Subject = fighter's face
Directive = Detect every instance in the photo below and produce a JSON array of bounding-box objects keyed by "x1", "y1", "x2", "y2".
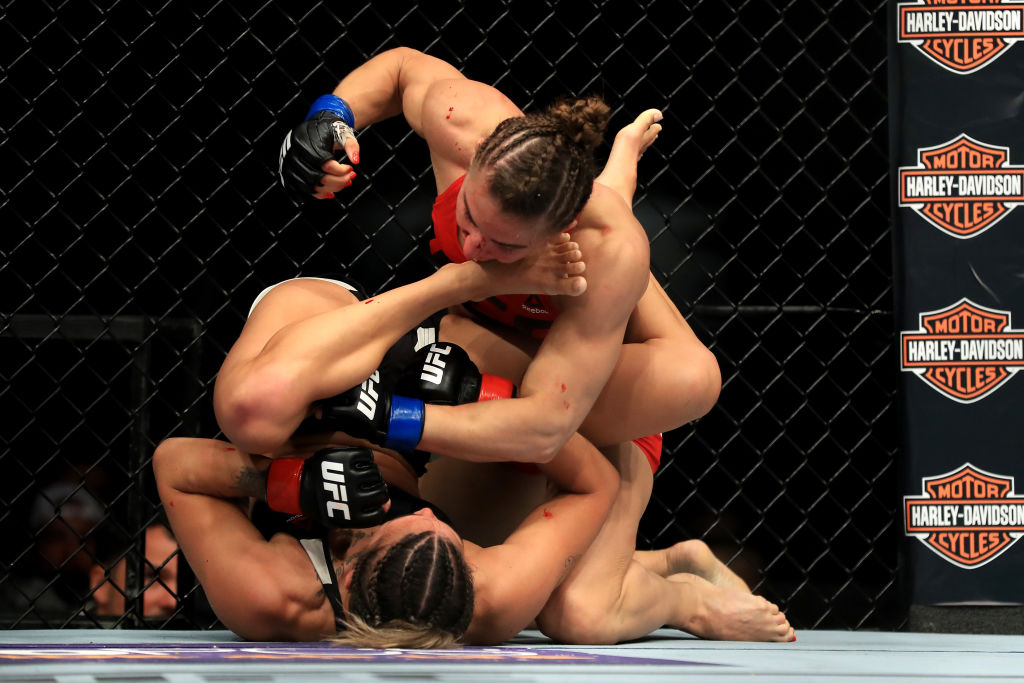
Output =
[{"x1": 455, "y1": 172, "x2": 550, "y2": 263}]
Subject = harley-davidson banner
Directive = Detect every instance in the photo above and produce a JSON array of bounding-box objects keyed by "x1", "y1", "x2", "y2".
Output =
[{"x1": 891, "y1": 0, "x2": 1024, "y2": 604}]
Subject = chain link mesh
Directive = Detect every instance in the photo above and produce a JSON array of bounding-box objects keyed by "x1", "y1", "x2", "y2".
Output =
[{"x1": 0, "y1": 0, "x2": 898, "y2": 630}]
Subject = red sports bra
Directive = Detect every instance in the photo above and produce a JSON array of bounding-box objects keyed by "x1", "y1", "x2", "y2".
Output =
[{"x1": 429, "y1": 175, "x2": 561, "y2": 339}]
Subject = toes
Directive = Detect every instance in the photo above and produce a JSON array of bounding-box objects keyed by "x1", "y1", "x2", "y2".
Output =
[
  {"x1": 564, "y1": 260, "x2": 585, "y2": 275},
  {"x1": 566, "y1": 276, "x2": 587, "y2": 296},
  {"x1": 552, "y1": 241, "x2": 580, "y2": 258},
  {"x1": 635, "y1": 108, "x2": 664, "y2": 127}
]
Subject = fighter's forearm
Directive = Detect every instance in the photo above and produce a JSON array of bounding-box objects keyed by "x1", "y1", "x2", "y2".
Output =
[
  {"x1": 153, "y1": 438, "x2": 269, "y2": 502},
  {"x1": 332, "y1": 48, "x2": 412, "y2": 128},
  {"x1": 417, "y1": 392, "x2": 574, "y2": 464}
]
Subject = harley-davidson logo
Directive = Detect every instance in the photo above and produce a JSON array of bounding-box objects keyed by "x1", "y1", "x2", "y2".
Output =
[
  {"x1": 897, "y1": 0, "x2": 1024, "y2": 74},
  {"x1": 905, "y1": 463, "x2": 1024, "y2": 568},
  {"x1": 899, "y1": 135, "x2": 1024, "y2": 238},
  {"x1": 901, "y1": 299, "x2": 1024, "y2": 402}
]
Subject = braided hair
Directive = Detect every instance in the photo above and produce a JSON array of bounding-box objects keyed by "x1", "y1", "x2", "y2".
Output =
[
  {"x1": 333, "y1": 531, "x2": 474, "y2": 648},
  {"x1": 471, "y1": 95, "x2": 611, "y2": 232}
]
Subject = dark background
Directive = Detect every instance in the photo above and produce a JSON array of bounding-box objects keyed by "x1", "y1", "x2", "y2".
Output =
[{"x1": 0, "y1": 0, "x2": 899, "y2": 629}]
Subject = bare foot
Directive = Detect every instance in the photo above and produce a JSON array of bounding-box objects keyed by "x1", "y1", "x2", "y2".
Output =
[
  {"x1": 670, "y1": 540, "x2": 751, "y2": 594},
  {"x1": 470, "y1": 232, "x2": 587, "y2": 298},
  {"x1": 595, "y1": 108, "x2": 663, "y2": 204},
  {"x1": 635, "y1": 540, "x2": 751, "y2": 594},
  {"x1": 669, "y1": 573, "x2": 795, "y2": 642}
]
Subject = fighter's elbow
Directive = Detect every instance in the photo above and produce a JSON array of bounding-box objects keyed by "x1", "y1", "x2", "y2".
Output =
[
  {"x1": 151, "y1": 437, "x2": 185, "y2": 489},
  {"x1": 526, "y1": 414, "x2": 574, "y2": 464}
]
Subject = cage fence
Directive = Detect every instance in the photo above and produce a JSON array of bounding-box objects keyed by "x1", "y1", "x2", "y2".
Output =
[{"x1": 0, "y1": 0, "x2": 899, "y2": 630}]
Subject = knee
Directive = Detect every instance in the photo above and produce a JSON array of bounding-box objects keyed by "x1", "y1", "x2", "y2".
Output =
[
  {"x1": 536, "y1": 585, "x2": 620, "y2": 645},
  {"x1": 692, "y1": 346, "x2": 721, "y2": 416},
  {"x1": 665, "y1": 343, "x2": 721, "y2": 421}
]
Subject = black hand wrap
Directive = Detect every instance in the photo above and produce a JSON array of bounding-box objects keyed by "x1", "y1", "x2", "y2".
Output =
[
  {"x1": 266, "y1": 447, "x2": 388, "y2": 528},
  {"x1": 278, "y1": 111, "x2": 351, "y2": 198},
  {"x1": 278, "y1": 94, "x2": 357, "y2": 200}
]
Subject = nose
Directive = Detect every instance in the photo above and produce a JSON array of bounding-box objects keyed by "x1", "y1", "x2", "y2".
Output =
[
  {"x1": 461, "y1": 228, "x2": 488, "y2": 260},
  {"x1": 413, "y1": 507, "x2": 438, "y2": 520}
]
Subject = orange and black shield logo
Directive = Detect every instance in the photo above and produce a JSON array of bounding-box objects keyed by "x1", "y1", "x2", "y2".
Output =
[
  {"x1": 898, "y1": 1, "x2": 1024, "y2": 74},
  {"x1": 901, "y1": 299, "x2": 1024, "y2": 402},
  {"x1": 905, "y1": 464, "x2": 1024, "y2": 568},
  {"x1": 899, "y1": 135, "x2": 1024, "y2": 238}
]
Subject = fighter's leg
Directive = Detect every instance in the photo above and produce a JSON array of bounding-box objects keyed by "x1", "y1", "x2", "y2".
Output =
[
  {"x1": 595, "y1": 108, "x2": 663, "y2": 204},
  {"x1": 633, "y1": 541, "x2": 751, "y2": 594},
  {"x1": 532, "y1": 441, "x2": 656, "y2": 642},
  {"x1": 577, "y1": 274, "x2": 721, "y2": 445},
  {"x1": 535, "y1": 443, "x2": 793, "y2": 643},
  {"x1": 592, "y1": 108, "x2": 723, "y2": 443},
  {"x1": 439, "y1": 281, "x2": 720, "y2": 449}
]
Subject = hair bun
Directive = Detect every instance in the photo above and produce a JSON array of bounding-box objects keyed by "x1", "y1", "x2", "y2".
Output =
[{"x1": 545, "y1": 95, "x2": 610, "y2": 151}]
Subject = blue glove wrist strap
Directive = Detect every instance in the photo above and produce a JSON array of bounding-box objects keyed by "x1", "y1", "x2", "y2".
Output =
[
  {"x1": 305, "y1": 94, "x2": 355, "y2": 127},
  {"x1": 384, "y1": 395, "x2": 425, "y2": 452}
]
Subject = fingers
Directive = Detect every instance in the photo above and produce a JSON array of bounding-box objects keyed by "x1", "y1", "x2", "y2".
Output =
[
  {"x1": 322, "y1": 159, "x2": 352, "y2": 175},
  {"x1": 313, "y1": 159, "x2": 358, "y2": 199},
  {"x1": 343, "y1": 137, "x2": 361, "y2": 165}
]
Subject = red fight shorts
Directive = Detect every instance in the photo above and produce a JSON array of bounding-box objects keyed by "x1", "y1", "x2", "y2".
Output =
[
  {"x1": 508, "y1": 433, "x2": 663, "y2": 475},
  {"x1": 634, "y1": 433, "x2": 663, "y2": 473}
]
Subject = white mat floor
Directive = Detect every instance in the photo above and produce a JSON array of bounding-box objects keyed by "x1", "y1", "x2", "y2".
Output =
[{"x1": 1, "y1": 628, "x2": 1022, "y2": 682}]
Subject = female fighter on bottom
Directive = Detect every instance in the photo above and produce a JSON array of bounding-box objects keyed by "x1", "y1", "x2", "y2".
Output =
[{"x1": 154, "y1": 243, "x2": 619, "y2": 647}]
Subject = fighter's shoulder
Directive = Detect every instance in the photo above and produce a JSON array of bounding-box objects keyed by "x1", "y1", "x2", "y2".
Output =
[
  {"x1": 423, "y1": 78, "x2": 522, "y2": 123},
  {"x1": 421, "y1": 79, "x2": 524, "y2": 184}
]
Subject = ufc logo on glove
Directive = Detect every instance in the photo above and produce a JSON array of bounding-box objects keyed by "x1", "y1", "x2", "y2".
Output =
[
  {"x1": 320, "y1": 460, "x2": 351, "y2": 520},
  {"x1": 419, "y1": 344, "x2": 453, "y2": 385},
  {"x1": 356, "y1": 371, "x2": 380, "y2": 419}
]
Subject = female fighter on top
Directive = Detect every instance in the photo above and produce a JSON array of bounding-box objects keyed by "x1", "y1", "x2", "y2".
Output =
[
  {"x1": 275, "y1": 47, "x2": 720, "y2": 468},
  {"x1": 272, "y1": 48, "x2": 793, "y2": 643}
]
